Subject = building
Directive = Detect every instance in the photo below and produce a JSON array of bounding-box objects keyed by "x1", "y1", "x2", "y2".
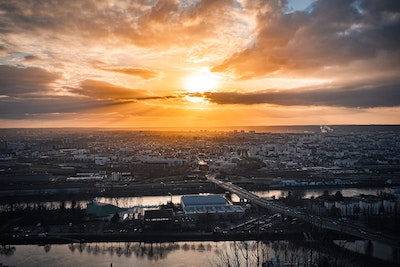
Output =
[
  {"x1": 181, "y1": 194, "x2": 245, "y2": 220},
  {"x1": 323, "y1": 194, "x2": 400, "y2": 217},
  {"x1": 334, "y1": 199, "x2": 359, "y2": 217},
  {"x1": 143, "y1": 209, "x2": 174, "y2": 229},
  {"x1": 67, "y1": 172, "x2": 106, "y2": 182},
  {"x1": 111, "y1": 172, "x2": 133, "y2": 182},
  {"x1": 86, "y1": 200, "x2": 127, "y2": 219}
]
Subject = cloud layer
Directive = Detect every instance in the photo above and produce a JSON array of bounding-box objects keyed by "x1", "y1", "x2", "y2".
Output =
[
  {"x1": 204, "y1": 83, "x2": 400, "y2": 108},
  {"x1": 0, "y1": 65, "x2": 60, "y2": 96},
  {"x1": 212, "y1": 0, "x2": 400, "y2": 79},
  {"x1": 0, "y1": 0, "x2": 399, "y2": 126}
]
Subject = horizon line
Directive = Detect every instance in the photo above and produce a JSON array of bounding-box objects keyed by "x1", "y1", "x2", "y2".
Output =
[{"x1": 0, "y1": 124, "x2": 399, "y2": 131}]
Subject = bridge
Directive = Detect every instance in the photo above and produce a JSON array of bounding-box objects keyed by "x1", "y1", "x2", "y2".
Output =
[{"x1": 207, "y1": 174, "x2": 400, "y2": 250}]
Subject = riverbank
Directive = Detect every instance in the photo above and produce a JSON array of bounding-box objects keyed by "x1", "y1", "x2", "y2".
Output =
[
  {"x1": 2, "y1": 229, "x2": 349, "y2": 245},
  {"x1": 1, "y1": 178, "x2": 396, "y2": 204}
]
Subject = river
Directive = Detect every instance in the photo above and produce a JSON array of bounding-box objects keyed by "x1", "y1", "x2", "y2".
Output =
[
  {"x1": 0, "y1": 239, "x2": 386, "y2": 267},
  {"x1": 0, "y1": 187, "x2": 390, "y2": 211},
  {"x1": 1, "y1": 187, "x2": 397, "y2": 266}
]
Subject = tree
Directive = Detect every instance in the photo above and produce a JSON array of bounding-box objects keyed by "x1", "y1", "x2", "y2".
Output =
[
  {"x1": 364, "y1": 240, "x2": 373, "y2": 258},
  {"x1": 111, "y1": 212, "x2": 120, "y2": 224},
  {"x1": 59, "y1": 201, "x2": 66, "y2": 213},
  {"x1": 334, "y1": 191, "x2": 344, "y2": 201},
  {"x1": 329, "y1": 206, "x2": 341, "y2": 218},
  {"x1": 317, "y1": 255, "x2": 330, "y2": 267}
]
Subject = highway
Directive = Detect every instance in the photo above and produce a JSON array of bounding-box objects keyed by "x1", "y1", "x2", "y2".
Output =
[{"x1": 207, "y1": 175, "x2": 400, "y2": 249}]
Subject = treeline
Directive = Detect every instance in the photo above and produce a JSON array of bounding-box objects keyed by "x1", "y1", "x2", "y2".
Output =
[{"x1": 0, "y1": 201, "x2": 85, "y2": 228}]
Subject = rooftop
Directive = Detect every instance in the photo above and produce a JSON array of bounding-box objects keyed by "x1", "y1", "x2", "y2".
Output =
[{"x1": 181, "y1": 194, "x2": 228, "y2": 206}]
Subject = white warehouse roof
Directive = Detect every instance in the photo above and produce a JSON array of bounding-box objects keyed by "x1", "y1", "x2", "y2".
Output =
[
  {"x1": 180, "y1": 194, "x2": 245, "y2": 218},
  {"x1": 181, "y1": 195, "x2": 227, "y2": 206}
]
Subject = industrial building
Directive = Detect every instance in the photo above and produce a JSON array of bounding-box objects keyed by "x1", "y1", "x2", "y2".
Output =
[
  {"x1": 181, "y1": 194, "x2": 245, "y2": 220},
  {"x1": 143, "y1": 209, "x2": 175, "y2": 229}
]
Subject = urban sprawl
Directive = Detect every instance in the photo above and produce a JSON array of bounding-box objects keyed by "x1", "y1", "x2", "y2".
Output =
[{"x1": 0, "y1": 126, "x2": 400, "y2": 265}]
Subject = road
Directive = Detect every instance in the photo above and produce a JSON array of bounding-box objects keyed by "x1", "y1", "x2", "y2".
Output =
[{"x1": 207, "y1": 174, "x2": 400, "y2": 249}]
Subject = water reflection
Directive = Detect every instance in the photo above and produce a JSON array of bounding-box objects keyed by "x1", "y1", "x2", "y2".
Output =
[
  {"x1": 67, "y1": 242, "x2": 181, "y2": 262},
  {"x1": 2, "y1": 240, "x2": 390, "y2": 267},
  {"x1": 0, "y1": 245, "x2": 16, "y2": 256},
  {"x1": 1, "y1": 188, "x2": 390, "y2": 212},
  {"x1": 43, "y1": 244, "x2": 51, "y2": 253},
  {"x1": 333, "y1": 240, "x2": 395, "y2": 263},
  {"x1": 0, "y1": 200, "x2": 88, "y2": 212},
  {"x1": 95, "y1": 195, "x2": 183, "y2": 208}
]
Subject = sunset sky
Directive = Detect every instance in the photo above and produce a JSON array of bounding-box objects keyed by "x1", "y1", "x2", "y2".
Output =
[{"x1": 0, "y1": 0, "x2": 399, "y2": 128}]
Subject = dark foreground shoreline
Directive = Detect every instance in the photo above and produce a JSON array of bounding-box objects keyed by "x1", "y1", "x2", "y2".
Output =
[
  {"x1": 2, "y1": 232, "x2": 297, "y2": 245},
  {"x1": 2, "y1": 230, "x2": 350, "y2": 245}
]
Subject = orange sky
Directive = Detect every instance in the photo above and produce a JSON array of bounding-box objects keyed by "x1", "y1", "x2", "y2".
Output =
[{"x1": 0, "y1": 0, "x2": 399, "y2": 128}]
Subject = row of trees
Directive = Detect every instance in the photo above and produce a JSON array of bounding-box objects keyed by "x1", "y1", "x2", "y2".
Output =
[{"x1": 0, "y1": 200, "x2": 85, "y2": 229}]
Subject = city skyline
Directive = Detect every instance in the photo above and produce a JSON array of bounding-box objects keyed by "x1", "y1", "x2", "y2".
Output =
[{"x1": 0, "y1": 0, "x2": 399, "y2": 128}]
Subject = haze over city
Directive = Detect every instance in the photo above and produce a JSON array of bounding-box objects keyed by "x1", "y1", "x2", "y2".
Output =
[{"x1": 0, "y1": 0, "x2": 399, "y2": 128}]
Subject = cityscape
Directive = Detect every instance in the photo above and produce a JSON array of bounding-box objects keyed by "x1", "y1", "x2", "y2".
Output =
[
  {"x1": 1, "y1": 0, "x2": 400, "y2": 266},
  {"x1": 0, "y1": 125, "x2": 400, "y2": 266}
]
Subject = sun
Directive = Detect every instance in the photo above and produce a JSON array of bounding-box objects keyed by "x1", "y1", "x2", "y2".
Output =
[{"x1": 183, "y1": 71, "x2": 219, "y2": 93}]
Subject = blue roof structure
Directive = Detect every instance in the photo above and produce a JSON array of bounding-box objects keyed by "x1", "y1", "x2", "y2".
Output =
[
  {"x1": 181, "y1": 195, "x2": 227, "y2": 206},
  {"x1": 180, "y1": 194, "x2": 245, "y2": 218}
]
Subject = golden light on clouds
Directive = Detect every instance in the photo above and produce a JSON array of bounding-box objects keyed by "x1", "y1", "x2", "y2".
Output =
[
  {"x1": 0, "y1": 0, "x2": 399, "y2": 128},
  {"x1": 184, "y1": 95, "x2": 208, "y2": 105}
]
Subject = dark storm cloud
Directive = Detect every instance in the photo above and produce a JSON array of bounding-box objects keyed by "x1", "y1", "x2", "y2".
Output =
[
  {"x1": 212, "y1": 0, "x2": 400, "y2": 78},
  {"x1": 204, "y1": 83, "x2": 400, "y2": 108},
  {"x1": 0, "y1": 65, "x2": 60, "y2": 96}
]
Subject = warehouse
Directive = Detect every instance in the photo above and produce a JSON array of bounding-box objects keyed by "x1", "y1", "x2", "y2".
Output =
[{"x1": 181, "y1": 194, "x2": 245, "y2": 220}]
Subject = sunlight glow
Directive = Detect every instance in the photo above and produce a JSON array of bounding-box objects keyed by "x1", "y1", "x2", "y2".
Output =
[
  {"x1": 184, "y1": 95, "x2": 207, "y2": 104},
  {"x1": 183, "y1": 71, "x2": 219, "y2": 93}
]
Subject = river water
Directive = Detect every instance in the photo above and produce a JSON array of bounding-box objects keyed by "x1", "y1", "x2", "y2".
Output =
[
  {"x1": 96, "y1": 187, "x2": 390, "y2": 207},
  {"x1": 0, "y1": 187, "x2": 390, "y2": 211},
  {"x1": 1, "y1": 241, "x2": 219, "y2": 267},
  {"x1": 0, "y1": 239, "x2": 383, "y2": 267},
  {"x1": 1, "y1": 187, "x2": 397, "y2": 266}
]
